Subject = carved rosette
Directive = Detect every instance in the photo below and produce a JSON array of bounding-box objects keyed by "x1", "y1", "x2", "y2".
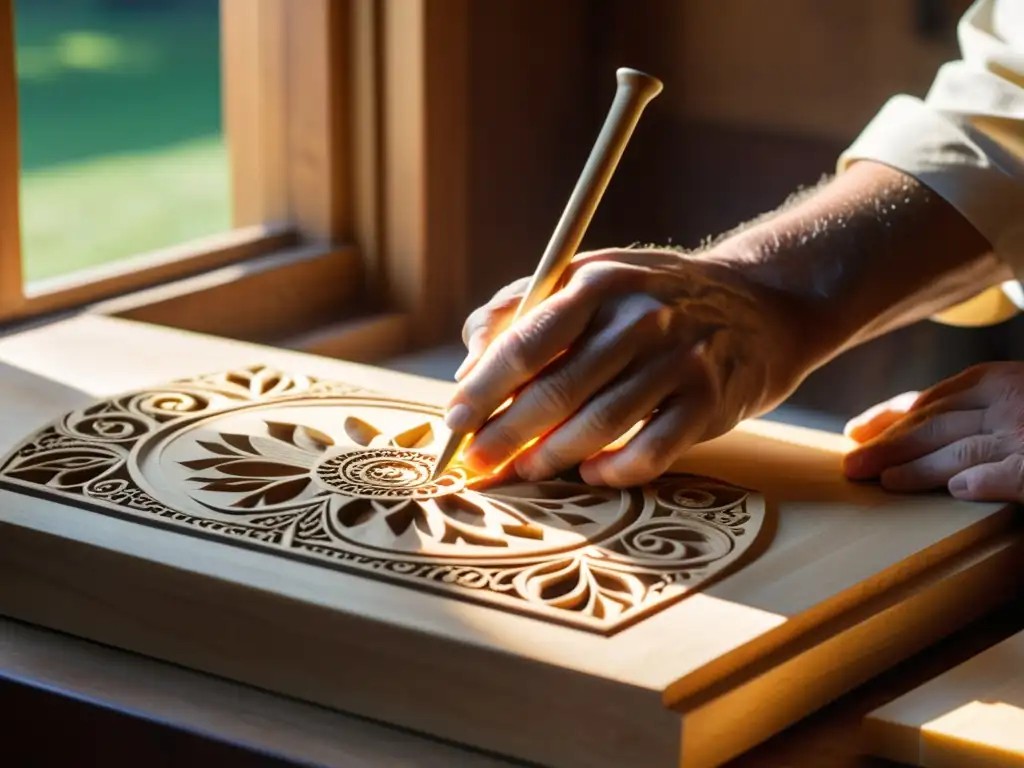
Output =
[{"x1": 0, "y1": 365, "x2": 767, "y2": 634}]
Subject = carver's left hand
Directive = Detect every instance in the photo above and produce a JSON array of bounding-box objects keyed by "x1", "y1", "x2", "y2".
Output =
[{"x1": 842, "y1": 362, "x2": 1024, "y2": 502}]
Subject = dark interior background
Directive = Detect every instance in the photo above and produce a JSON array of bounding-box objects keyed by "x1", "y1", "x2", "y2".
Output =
[{"x1": 458, "y1": 0, "x2": 1024, "y2": 427}]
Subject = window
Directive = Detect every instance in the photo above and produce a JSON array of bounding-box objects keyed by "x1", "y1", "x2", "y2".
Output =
[
  {"x1": 15, "y1": 0, "x2": 231, "y2": 284},
  {"x1": 0, "y1": 0, "x2": 471, "y2": 361}
]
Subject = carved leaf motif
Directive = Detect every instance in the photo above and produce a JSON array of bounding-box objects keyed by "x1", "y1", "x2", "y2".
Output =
[
  {"x1": 391, "y1": 422, "x2": 434, "y2": 449},
  {"x1": 181, "y1": 423, "x2": 322, "y2": 509},
  {"x1": 266, "y1": 421, "x2": 334, "y2": 453},
  {"x1": 344, "y1": 417, "x2": 381, "y2": 446},
  {"x1": 189, "y1": 477, "x2": 267, "y2": 493},
  {"x1": 482, "y1": 482, "x2": 615, "y2": 531},
  {"x1": 232, "y1": 477, "x2": 311, "y2": 509},
  {"x1": 7, "y1": 448, "x2": 119, "y2": 488},
  {"x1": 223, "y1": 365, "x2": 293, "y2": 398},
  {"x1": 221, "y1": 433, "x2": 259, "y2": 455},
  {"x1": 512, "y1": 558, "x2": 645, "y2": 620},
  {"x1": 196, "y1": 440, "x2": 238, "y2": 457},
  {"x1": 202, "y1": 459, "x2": 307, "y2": 478}
]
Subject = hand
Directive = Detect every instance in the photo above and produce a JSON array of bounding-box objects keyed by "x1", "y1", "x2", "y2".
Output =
[
  {"x1": 842, "y1": 362, "x2": 1024, "y2": 501},
  {"x1": 444, "y1": 248, "x2": 809, "y2": 487}
]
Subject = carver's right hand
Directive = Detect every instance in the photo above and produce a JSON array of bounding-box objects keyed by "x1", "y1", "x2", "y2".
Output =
[{"x1": 443, "y1": 247, "x2": 811, "y2": 487}]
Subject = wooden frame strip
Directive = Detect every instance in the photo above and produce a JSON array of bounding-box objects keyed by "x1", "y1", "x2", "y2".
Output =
[
  {"x1": 350, "y1": 0, "x2": 383, "y2": 297},
  {"x1": 221, "y1": 0, "x2": 289, "y2": 228},
  {"x1": 0, "y1": 0, "x2": 22, "y2": 317},
  {"x1": 380, "y1": 0, "x2": 469, "y2": 348},
  {"x1": 222, "y1": 0, "x2": 352, "y2": 244},
  {"x1": 284, "y1": 0, "x2": 351, "y2": 243},
  {"x1": 2, "y1": 226, "x2": 295, "y2": 323},
  {"x1": 104, "y1": 244, "x2": 364, "y2": 343}
]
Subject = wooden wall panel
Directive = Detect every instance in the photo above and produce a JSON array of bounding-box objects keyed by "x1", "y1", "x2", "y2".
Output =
[
  {"x1": 617, "y1": 0, "x2": 963, "y2": 145},
  {"x1": 463, "y1": 0, "x2": 596, "y2": 311}
]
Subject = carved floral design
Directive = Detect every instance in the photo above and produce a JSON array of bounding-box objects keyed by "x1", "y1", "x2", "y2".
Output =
[{"x1": 0, "y1": 365, "x2": 766, "y2": 634}]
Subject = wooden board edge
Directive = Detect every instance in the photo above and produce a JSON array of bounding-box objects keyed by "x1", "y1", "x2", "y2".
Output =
[
  {"x1": 0, "y1": 616, "x2": 514, "y2": 768},
  {"x1": 661, "y1": 498, "x2": 1018, "y2": 707},
  {"x1": 861, "y1": 625, "x2": 1024, "y2": 767},
  {"x1": 675, "y1": 531, "x2": 1024, "y2": 767},
  {"x1": 0, "y1": 516, "x2": 682, "y2": 768}
]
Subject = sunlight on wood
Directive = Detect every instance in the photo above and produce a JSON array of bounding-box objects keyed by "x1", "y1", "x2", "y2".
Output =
[
  {"x1": 734, "y1": 417, "x2": 856, "y2": 454},
  {"x1": 924, "y1": 699, "x2": 1024, "y2": 758},
  {"x1": 866, "y1": 627, "x2": 1024, "y2": 766}
]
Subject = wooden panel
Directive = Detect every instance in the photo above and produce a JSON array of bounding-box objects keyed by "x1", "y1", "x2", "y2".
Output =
[
  {"x1": 865, "y1": 628, "x2": 1024, "y2": 766},
  {"x1": 0, "y1": 0, "x2": 22, "y2": 316},
  {"x1": 463, "y1": 0, "x2": 595, "y2": 311},
  {"x1": 381, "y1": 0, "x2": 468, "y2": 347},
  {"x1": 0, "y1": 316, "x2": 1019, "y2": 766},
  {"x1": 603, "y1": 0, "x2": 963, "y2": 144}
]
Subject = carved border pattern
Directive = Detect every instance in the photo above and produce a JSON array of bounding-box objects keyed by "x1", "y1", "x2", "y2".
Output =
[{"x1": 0, "y1": 365, "x2": 764, "y2": 634}]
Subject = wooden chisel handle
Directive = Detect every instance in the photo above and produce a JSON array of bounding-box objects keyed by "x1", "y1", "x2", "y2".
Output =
[
  {"x1": 511, "y1": 67, "x2": 664, "y2": 322},
  {"x1": 431, "y1": 67, "x2": 663, "y2": 481}
]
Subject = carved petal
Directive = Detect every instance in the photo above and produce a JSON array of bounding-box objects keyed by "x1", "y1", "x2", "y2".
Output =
[
  {"x1": 391, "y1": 422, "x2": 434, "y2": 449},
  {"x1": 344, "y1": 416, "x2": 381, "y2": 446}
]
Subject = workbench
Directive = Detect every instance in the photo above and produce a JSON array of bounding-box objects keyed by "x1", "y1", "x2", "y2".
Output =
[
  {"x1": 0, "y1": 318, "x2": 1019, "y2": 768},
  {"x1": 1, "y1": 596, "x2": 1020, "y2": 767}
]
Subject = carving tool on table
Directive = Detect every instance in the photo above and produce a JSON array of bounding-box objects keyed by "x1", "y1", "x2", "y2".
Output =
[{"x1": 431, "y1": 67, "x2": 663, "y2": 481}]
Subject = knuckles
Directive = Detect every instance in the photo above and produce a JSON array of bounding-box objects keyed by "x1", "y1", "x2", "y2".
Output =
[
  {"x1": 952, "y1": 436, "x2": 993, "y2": 468},
  {"x1": 528, "y1": 375, "x2": 577, "y2": 418}
]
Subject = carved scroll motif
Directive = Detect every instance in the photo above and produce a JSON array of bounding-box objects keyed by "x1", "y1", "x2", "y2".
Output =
[{"x1": 0, "y1": 365, "x2": 767, "y2": 634}]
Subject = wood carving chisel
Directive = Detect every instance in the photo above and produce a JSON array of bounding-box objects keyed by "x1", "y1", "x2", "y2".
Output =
[{"x1": 431, "y1": 67, "x2": 663, "y2": 481}]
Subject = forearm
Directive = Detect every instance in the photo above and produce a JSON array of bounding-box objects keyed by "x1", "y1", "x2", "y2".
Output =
[{"x1": 706, "y1": 160, "x2": 1010, "y2": 370}]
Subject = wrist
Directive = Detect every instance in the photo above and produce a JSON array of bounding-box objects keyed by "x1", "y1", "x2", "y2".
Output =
[{"x1": 702, "y1": 161, "x2": 1003, "y2": 366}]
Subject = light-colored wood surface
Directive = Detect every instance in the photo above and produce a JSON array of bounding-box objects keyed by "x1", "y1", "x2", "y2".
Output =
[
  {"x1": 865, "y1": 628, "x2": 1024, "y2": 766},
  {"x1": 0, "y1": 316, "x2": 1019, "y2": 767}
]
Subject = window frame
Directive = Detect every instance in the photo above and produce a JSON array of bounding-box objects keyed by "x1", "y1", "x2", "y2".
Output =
[{"x1": 0, "y1": 0, "x2": 470, "y2": 359}]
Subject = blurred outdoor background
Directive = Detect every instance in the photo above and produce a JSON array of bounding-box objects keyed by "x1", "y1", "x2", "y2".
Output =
[{"x1": 14, "y1": 0, "x2": 227, "y2": 284}]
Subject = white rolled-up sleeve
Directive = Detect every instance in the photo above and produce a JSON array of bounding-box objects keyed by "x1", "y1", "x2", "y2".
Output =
[{"x1": 838, "y1": 0, "x2": 1024, "y2": 317}]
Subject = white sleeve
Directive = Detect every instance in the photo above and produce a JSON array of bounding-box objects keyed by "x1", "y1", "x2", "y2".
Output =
[{"x1": 837, "y1": 0, "x2": 1024, "y2": 318}]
